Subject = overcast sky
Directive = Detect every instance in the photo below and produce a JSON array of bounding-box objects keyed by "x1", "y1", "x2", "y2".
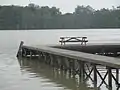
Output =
[{"x1": 0, "y1": 0, "x2": 120, "y2": 13}]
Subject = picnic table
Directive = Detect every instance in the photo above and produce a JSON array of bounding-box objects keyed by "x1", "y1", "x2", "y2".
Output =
[{"x1": 59, "y1": 36, "x2": 88, "y2": 45}]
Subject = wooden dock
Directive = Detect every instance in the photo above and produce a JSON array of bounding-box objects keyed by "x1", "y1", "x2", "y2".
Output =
[{"x1": 17, "y1": 41, "x2": 120, "y2": 90}]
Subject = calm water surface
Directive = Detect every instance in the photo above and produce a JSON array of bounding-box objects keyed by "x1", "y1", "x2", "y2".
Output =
[{"x1": 0, "y1": 29, "x2": 120, "y2": 90}]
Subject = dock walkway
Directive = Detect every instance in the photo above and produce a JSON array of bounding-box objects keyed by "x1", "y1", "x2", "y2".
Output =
[{"x1": 22, "y1": 45, "x2": 120, "y2": 68}]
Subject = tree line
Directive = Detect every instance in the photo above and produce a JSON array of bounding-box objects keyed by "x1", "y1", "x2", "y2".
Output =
[{"x1": 0, "y1": 4, "x2": 120, "y2": 30}]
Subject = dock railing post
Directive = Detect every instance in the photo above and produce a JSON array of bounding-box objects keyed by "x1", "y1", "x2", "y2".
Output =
[{"x1": 16, "y1": 41, "x2": 24, "y2": 57}]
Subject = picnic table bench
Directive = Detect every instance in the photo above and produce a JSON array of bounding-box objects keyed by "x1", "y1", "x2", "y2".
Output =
[{"x1": 59, "y1": 36, "x2": 88, "y2": 45}]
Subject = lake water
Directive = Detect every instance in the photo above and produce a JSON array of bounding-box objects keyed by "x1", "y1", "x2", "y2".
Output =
[{"x1": 0, "y1": 29, "x2": 120, "y2": 90}]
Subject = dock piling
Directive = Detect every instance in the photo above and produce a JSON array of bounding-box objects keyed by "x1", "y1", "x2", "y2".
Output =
[
  {"x1": 116, "y1": 69, "x2": 119, "y2": 85},
  {"x1": 93, "y1": 64, "x2": 97, "y2": 87},
  {"x1": 108, "y1": 67, "x2": 112, "y2": 89},
  {"x1": 16, "y1": 41, "x2": 24, "y2": 57}
]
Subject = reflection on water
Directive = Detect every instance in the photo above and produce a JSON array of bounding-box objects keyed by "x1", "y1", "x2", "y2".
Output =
[
  {"x1": 17, "y1": 56, "x2": 120, "y2": 90},
  {"x1": 17, "y1": 57, "x2": 96, "y2": 90}
]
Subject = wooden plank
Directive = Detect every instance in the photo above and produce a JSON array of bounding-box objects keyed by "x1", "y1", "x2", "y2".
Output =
[{"x1": 22, "y1": 45, "x2": 120, "y2": 68}]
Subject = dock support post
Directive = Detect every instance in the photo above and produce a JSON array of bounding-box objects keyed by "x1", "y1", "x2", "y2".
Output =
[
  {"x1": 60, "y1": 57, "x2": 64, "y2": 70},
  {"x1": 108, "y1": 67, "x2": 112, "y2": 89},
  {"x1": 47, "y1": 54, "x2": 51, "y2": 64},
  {"x1": 44, "y1": 53, "x2": 47, "y2": 64},
  {"x1": 93, "y1": 64, "x2": 97, "y2": 87},
  {"x1": 72, "y1": 60, "x2": 75, "y2": 78},
  {"x1": 38, "y1": 52, "x2": 42, "y2": 60},
  {"x1": 116, "y1": 69, "x2": 119, "y2": 85},
  {"x1": 68, "y1": 59, "x2": 72, "y2": 74},
  {"x1": 49, "y1": 54, "x2": 54, "y2": 67},
  {"x1": 50, "y1": 55, "x2": 59, "y2": 68},
  {"x1": 17, "y1": 41, "x2": 24, "y2": 57},
  {"x1": 56, "y1": 56, "x2": 62, "y2": 69},
  {"x1": 38, "y1": 52, "x2": 43, "y2": 62},
  {"x1": 45, "y1": 53, "x2": 50, "y2": 64},
  {"x1": 30, "y1": 51, "x2": 32, "y2": 58},
  {"x1": 80, "y1": 61, "x2": 85, "y2": 82},
  {"x1": 23, "y1": 49, "x2": 27, "y2": 57},
  {"x1": 63, "y1": 57, "x2": 69, "y2": 72}
]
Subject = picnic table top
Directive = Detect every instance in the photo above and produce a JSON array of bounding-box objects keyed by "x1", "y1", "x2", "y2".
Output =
[{"x1": 60, "y1": 36, "x2": 87, "y2": 39}]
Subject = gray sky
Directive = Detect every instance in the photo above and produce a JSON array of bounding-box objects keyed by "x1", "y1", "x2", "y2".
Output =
[{"x1": 0, "y1": 0, "x2": 120, "y2": 13}]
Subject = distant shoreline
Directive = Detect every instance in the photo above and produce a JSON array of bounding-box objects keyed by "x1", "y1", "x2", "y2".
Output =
[
  {"x1": 0, "y1": 28, "x2": 120, "y2": 30},
  {"x1": 0, "y1": 5, "x2": 120, "y2": 30}
]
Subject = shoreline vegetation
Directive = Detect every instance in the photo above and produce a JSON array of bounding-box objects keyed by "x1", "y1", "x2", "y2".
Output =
[{"x1": 0, "y1": 4, "x2": 120, "y2": 30}]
